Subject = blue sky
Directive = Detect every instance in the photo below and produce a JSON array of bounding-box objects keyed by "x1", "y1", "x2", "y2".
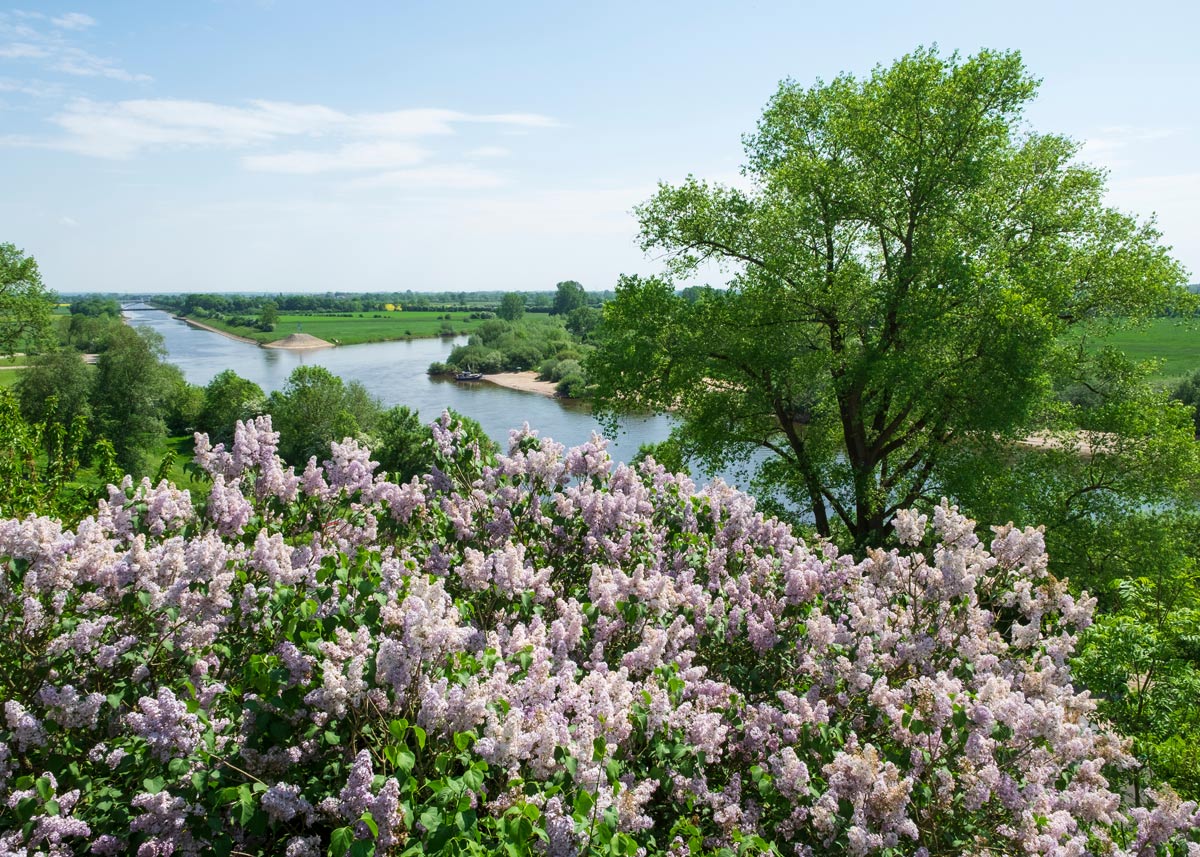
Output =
[{"x1": 1, "y1": 1, "x2": 1196, "y2": 293}]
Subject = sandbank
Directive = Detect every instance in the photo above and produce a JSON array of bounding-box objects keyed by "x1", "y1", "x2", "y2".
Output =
[{"x1": 482, "y1": 371, "x2": 559, "y2": 398}]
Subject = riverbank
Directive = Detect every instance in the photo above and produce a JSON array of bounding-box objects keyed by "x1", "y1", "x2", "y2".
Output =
[
  {"x1": 483, "y1": 371, "x2": 560, "y2": 398},
  {"x1": 177, "y1": 316, "x2": 262, "y2": 346},
  {"x1": 176, "y1": 318, "x2": 333, "y2": 350},
  {"x1": 171, "y1": 310, "x2": 482, "y2": 347}
]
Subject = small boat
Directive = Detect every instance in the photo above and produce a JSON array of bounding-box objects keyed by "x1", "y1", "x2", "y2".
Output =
[{"x1": 455, "y1": 371, "x2": 483, "y2": 382}]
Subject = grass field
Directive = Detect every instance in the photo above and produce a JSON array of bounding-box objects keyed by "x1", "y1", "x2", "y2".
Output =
[
  {"x1": 157, "y1": 435, "x2": 204, "y2": 489},
  {"x1": 0, "y1": 369, "x2": 23, "y2": 389},
  {"x1": 184, "y1": 310, "x2": 485, "y2": 346},
  {"x1": 1085, "y1": 318, "x2": 1200, "y2": 385}
]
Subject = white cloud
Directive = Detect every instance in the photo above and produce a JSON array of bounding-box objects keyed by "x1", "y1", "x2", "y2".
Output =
[
  {"x1": 244, "y1": 140, "x2": 429, "y2": 174},
  {"x1": 1079, "y1": 126, "x2": 1173, "y2": 170},
  {"x1": 59, "y1": 215, "x2": 78, "y2": 227},
  {"x1": 466, "y1": 113, "x2": 558, "y2": 128},
  {"x1": 0, "y1": 76, "x2": 65, "y2": 97},
  {"x1": 50, "y1": 12, "x2": 96, "y2": 31},
  {"x1": 52, "y1": 47, "x2": 151, "y2": 82},
  {"x1": 0, "y1": 42, "x2": 48, "y2": 59},
  {"x1": 346, "y1": 164, "x2": 509, "y2": 190},
  {"x1": 39, "y1": 97, "x2": 556, "y2": 172},
  {"x1": 0, "y1": 11, "x2": 148, "y2": 83},
  {"x1": 342, "y1": 108, "x2": 556, "y2": 138},
  {"x1": 49, "y1": 98, "x2": 348, "y2": 157},
  {"x1": 467, "y1": 146, "x2": 510, "y2": 159}
]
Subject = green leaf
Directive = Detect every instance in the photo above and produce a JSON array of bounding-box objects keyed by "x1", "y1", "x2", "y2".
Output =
[
  {"x1": 329, "y1": 825, "x2": 355, "y2": 857},
  {"x1": 359, "y1": 811, "x2": 379, "y2": 837},
  {"x1": 35, "y1": 776, "x2": 53, "y2": 801},
  {"x1": 574, "y1": 789, "x2": 595, "y2": 817},
  {"x1": 395, "y1": 748, "x2": 416, "y2": 772}
]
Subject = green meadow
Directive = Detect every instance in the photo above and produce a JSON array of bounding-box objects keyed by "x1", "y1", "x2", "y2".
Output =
[
  {"x1": 1085, "y1": 318, "x2": 1200, "y2": 384},
  {"x1": 187, "y1": 310, "x2": 485, "y2": 346}
]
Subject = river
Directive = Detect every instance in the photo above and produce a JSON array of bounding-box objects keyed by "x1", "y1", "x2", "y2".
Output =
[{"x1": 125, "y1": 308, "x2": 680, "y2": 469}]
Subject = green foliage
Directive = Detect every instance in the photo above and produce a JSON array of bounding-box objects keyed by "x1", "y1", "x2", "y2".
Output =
[
  {"x1": 160, "y1": 364, "x2": 204, "y2": 435},
  {"x1": 540, "y1": 358, "x2": 582, "y2": 383},
  {"x1": 439, "y1": 318, "x2": 576, "y2": 375},
  {"x1": 631, "y1": 438, "x2": 690, "y2": 475},
  {"x1": 91, "y1": 325, "x2": 172, "y2": 475},
  {"x1": 198, "y1": 370, "x2": 266, "y2": 446},
  {"x1": 1073, "y1": 530, "x2": 1200, "y2": 799},
  {"x1": 257, "y1": 300, "x2": 279, "y2": 331},
  {"x1": 372, "y1": 405, "x2": 433, "y2": 483},
  {"x1": 566, "y1": 306, "x2": 602, "y2": 342},
  {"x1": 69, "y1": 296, "x2": 122, "y2": 318},
  {"x1": 589, "y1": 46, "x2": 1192, "y2": 549},
  {"x1": 0, "y1": 242, "x2": 55, "y2": 357},
  {"x1": 0, "y1": 390, "x2": 116, "y2": 523},
  {"x1": 66, "y1": 312, "x2": 122, "y2": 352},
  {"x1": 555, "y1": 372, "x2": 588, "y2": 398},
  {"x1": 1170, "y1": 368, "x2": 1200, "y2": 437},
  {"x1": 16, "y1": 349, "x2": 93, "y2": 427},
  {"x1": 497, "y1": 292, "x2": 525, "y2": 322},
  {"x1": 552, "y1": 280, "x2": 587, "y2": 316},
  {"x1": 265, "y1": 365, "x2": 383, "y2": 464}
]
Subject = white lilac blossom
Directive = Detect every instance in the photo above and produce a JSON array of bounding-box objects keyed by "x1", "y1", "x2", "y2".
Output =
[{"x1": 0, "y1": 413, "x2": 1196, "y2": 855}]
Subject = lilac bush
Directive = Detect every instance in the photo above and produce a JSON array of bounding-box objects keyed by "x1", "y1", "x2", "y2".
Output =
[{"x1": 1, "y1": 413, "x2": 1197, "y2": 855}]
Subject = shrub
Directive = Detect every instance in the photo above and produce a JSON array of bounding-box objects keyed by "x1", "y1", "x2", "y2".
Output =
[
  {"x1": 0, "y1": 415, "x2": 1197, "y2": 855},
  {"x1": 1170, "y1": 370, "x2": 1200, "y2": 437},
  {"x1": 556, "y1": 371, "x2": 588, "y2": 398}
]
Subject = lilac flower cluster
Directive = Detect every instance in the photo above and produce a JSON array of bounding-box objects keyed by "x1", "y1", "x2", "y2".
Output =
[{"x1": 0, "y1": 413, "x2": 1196, "y2": 855}]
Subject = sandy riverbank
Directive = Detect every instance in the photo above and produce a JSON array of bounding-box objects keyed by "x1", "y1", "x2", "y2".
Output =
[
  {"x1": 262, "y1": 332, "x2": 335, "y2": 350},
  {"x1": 176, "y1": 317, "x2": 332, "y2": 349},
  {"x1": 482, "y1": 371, "x2": 559, "y2": 398},
  {"x1": 177, "y1": 316, "x2": 262, "y2": 345}
]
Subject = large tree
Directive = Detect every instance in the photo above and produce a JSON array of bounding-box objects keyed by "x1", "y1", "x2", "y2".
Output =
[
  {"x1": 0, "y1": 243, "x2": 54, "y2": 356},
  {"x1": 198, "y1": 370, "x2": 265, "y2": 446},
  {"x1": 497, "y1": 292, "x2": 525, "y2": 321},
  {"x1": 551, "y1": 280, "x2": 587, "y2": 315},
  {"x1": 265, "y1": 365, "x2": 382, "y2": 465},
  {"x1": 16, "y1": 349, "x2": 94, "y2": 427},
  {"x1": 91, "y1": 325, "x2": 172, "y2": 474},
  {"x1": 590, "y1": 47, "x2": 1191, "y2": 549}
]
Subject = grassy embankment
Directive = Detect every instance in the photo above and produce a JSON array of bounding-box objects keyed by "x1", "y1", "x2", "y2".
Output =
[
  {"x1": 179, "y1": 310, "x2": 485, "y2": 346},
  {"x1": 1081, "y1": 318, "x2": 1200, "y2": 385}
]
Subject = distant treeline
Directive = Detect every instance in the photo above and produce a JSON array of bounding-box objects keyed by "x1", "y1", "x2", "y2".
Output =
[{"x1": 146, "y1": 284, "x2": 613, "y2": 316}]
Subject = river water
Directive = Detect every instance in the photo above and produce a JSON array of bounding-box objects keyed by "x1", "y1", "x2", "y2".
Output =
[{"x1": 125, "y1": 309, "x2": 678, "y2": 468}]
